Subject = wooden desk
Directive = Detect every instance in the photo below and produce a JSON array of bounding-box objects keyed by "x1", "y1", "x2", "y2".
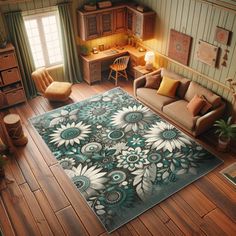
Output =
[{"x1": 80, "y1": 45, "x2": 146, "y2": 85}]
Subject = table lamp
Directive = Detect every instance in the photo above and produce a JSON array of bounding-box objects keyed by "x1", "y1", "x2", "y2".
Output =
[{"x1": 144, "y1": 51, "x2": 155, "y2": 70}]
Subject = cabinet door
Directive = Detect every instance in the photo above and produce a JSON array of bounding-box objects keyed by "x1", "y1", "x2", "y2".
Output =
[
  {"x1": 85, "y1": 14, "x2": 100, "y2": 40},
  {"x1": 133, "y1": 13, "x2": 143, "y2": 38},
  {"x1": 100, "y1": 11, "x2": 113, "y2": 36},
  {"x1": 126, "y1": 9, "x2": 134, "y2": 34},
  {"x1": 114, "y1": 8, "x2": 126, "y2": 33}
]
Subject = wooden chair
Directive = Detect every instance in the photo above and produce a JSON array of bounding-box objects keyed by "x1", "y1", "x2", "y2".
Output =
[
  {"x1": 108, "y1": 56, "x2": 130, "y2": 86},
  {"x1": 32, "y1": 68, "x2": 72, "y2": 102}
]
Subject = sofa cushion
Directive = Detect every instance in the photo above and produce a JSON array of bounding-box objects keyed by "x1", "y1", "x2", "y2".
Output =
[
  {"x1": 145, "y1": 74, "x2": 162, "y2": 89},
  {"x1": 200, "y1": 95, "x2": 213, "y2": 115},
  {"x1": 157, "y1": 76, "x2": 179, "y2": 98},
  {"x1": 161, "y1": 68, "x2": 190, "y2": 98},
  {"x1": 187, "y1": 95, "x2": 205, "y2": 116},
  {"x1": 137, "y1": 88, "x2": 177, "y2": 111},
  {"x1": 163, "y1": 100, "x2": 199, "y2": 130},
  {"x1": 184, "y1": 81, "x2": 221, "y2": 108}
]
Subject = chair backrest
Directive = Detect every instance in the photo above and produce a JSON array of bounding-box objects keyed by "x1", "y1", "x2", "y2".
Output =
[
  {"x1": 113, "y1": 56, "x2": 130, "y2": 69},
  {"x1": 32, "y1": 68, "x2": 54, "y2": 94}
]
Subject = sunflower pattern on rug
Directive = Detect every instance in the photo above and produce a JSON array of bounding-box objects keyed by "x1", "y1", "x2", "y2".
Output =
[{"x1": 30, "y1": 88, "x2": 222, "y2": 232}]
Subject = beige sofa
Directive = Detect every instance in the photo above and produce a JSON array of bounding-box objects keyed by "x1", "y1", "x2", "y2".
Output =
[{"x1": 134, "y1": 68, "x2": 226, "y2": 137}]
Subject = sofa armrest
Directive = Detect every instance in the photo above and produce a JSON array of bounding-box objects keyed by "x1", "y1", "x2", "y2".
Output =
[
  {"x1": 133, "y1": 68, "x2": 162, "y2": 97},
  {"x1": 195, "y1": 102, "x2": 226, "y2": 136}
]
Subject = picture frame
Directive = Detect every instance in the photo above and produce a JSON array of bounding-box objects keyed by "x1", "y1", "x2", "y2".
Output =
[
  {"x1": 214, "y1": 26, "x2": 231, "y2": 45},
  {"x1": 196, "y1": 40, "x2": 219, "y2": 67},
  {"x1": 168, "y1": 29, "x2": 192, "y2": 66}
]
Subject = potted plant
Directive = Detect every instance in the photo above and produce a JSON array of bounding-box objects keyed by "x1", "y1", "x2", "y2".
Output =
[
  {"x1": 0, "y1": 31, "x2": 7, "y2": 49},
  {"x1": 79, "y1": 44, "x2": 90, "y2": 56},
  {"x1": 214, "y1": 116, "x2": 236, "y2": 151}
]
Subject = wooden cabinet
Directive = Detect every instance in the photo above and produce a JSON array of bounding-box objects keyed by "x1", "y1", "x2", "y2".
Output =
[
  {"x1": 78, "y1": 4, "x2": 156, "y2": 41},
  {"x1": 85, "y1": 14, "x2": 100, "y2": 40},
  {"x1": 81, "y1": 57, "x2": 101, "y2": 85},
  {"x1": 78, "y1": 10, "x2": 113, "y2": 40},
  {"x1": 114, "y1": 8, "x2": 126, "y2": 33},
  {"x1": 0, "y1": 44, "x2": 26, "y2": 109},
  {"x1": 127, "y1": 54, "x2": 145, "y2": 77},
  {"x1": 127, "y1": 7, "x2": 156, "y2": 40},
  {"x1": 100, "y1": 11, "x2": 113, "y2": 36}
]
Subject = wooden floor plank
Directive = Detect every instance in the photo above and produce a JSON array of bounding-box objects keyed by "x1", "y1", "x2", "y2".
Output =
[
  {"x1": 129, "y1": 218, "x2": 152, "y2": 236},
  {"x1": 16, "y1": 127, "x2": 70, "y2": 212},
  {"x1": 195, "y1": 176, "x2": 236, "y2": 221},
  {"x1": 0, "y1": 197, "x2": 15, "y2": 236},
  {"x1": 203, "y1": 208, "x2": 236, "y2": 235},
  {"x1": 14, "y1": 152, "x2": 40, "y2": 192},
  {"x1": 160, "y1": 198, "x2": 204, "y2": 235},
  {"x1": 50, "y1": 164, "x2": 105, "y2": 236},
  {"x1": 56, "y1": 206, "x2": 89, "y2": 236},
  {"x1": 177, "y1": 184, "x2": 216, "y2": 217},
  {"x1": 1, "y1": 181, "x2": 40, "y2": 235},
  {"x1": 165, "y1": 220, "x2": 184, "y2": 236},
  {"x1": 20, "y1": 183, "x2": 53, "y2": 236},
  {"x1": 139, "y1": 209, "x2": 173, "y2": 235},
  {"x1": 152, "y1": 205, "x2": 170, "y2": 223},
  {"x1": 34, "y1": 189, "x2": 66, "y2": 236}
]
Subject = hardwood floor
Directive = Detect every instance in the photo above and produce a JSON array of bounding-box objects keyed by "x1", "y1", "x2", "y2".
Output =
[{"x1": 0, "y1": 80, "x2": 236, "y2": 236}]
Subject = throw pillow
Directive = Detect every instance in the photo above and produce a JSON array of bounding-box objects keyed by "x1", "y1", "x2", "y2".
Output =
[
  {"x1": 187, "y1": 94, "x2": 205, "y2": 116},
  {"x1": 145, "y1": 74, "x2": 162, "y2": 89},
  {"x1": 157, "y1": 76, "x2": 179, "y2": 98},
  {"x1": 200, "y1": 95, "x2": 212, "y2": 115}
]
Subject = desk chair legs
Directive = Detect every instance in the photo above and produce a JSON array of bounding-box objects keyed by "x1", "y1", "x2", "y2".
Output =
[{"x1": 108, "y1": 69, "x2": 129, "y2": 86}]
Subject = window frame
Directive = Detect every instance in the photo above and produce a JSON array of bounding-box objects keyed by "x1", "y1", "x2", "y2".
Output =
[{"x1": 24, "y1": 11, "x2": 63, "y2": 69}]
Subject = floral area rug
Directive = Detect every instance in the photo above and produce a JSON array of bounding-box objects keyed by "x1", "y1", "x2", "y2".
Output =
[{"x1": 30, "y1": 88, "x2": 223, "y2": 232}]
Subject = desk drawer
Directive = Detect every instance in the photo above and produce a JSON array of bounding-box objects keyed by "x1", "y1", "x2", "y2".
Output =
[
  {"x1": 1, "y1": 68, "x2": 21, "y2": 85},
  {"x1": 0, "y1": 52, "x2": 17, "y2": 70}
]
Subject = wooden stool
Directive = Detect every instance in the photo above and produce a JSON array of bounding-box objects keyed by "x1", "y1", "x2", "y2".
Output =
[{"x1": 3, "y1": 114, "x2": 28, "y2": 146}]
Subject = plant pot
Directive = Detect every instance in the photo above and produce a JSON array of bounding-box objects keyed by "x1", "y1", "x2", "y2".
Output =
[{"x1": 218, "y1": 136, "x2": 230, "y2": 152}]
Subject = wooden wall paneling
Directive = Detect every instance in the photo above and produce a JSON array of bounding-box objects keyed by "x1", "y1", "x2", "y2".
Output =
[
  {"x1": 50, "y1": 164, "x2": 105, "y2": 236},
  {"x1": 20, "y1": 183, "x2": 54, "y2": 236},
  {"x1": 160, "y1": 0, "x2": 168, "y2": 54},
  {"x1": 34, "y1": 189, "x2": 66, "y2": 236},
  {"x1": 0, "y1": 197, "x2": 15, "y2": 236},
  {"x1": 181, "y1": 0, "x2": 191, "y2": 34},
  {"x1": 56, "y1": 206, "x2": 89, "y2": 236}
]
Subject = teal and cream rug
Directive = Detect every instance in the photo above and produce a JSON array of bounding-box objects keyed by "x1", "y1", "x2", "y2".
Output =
[{"x1": 30, "y1": 88, "x2": 223, "y2": 232}]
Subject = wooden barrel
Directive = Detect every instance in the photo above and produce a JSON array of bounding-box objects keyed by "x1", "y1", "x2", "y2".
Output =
[{"x1": 3, "y1": 114, "x2": 28, "y2": 146}]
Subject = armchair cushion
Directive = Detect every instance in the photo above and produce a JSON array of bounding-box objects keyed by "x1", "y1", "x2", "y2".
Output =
[{"x1": 45, "y1": 81, "x2": 72, "y2": 101}]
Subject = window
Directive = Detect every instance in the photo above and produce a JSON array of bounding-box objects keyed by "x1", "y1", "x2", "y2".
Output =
[{"x1": 24, "y1": 12, "x2": 63, "y2": 68}]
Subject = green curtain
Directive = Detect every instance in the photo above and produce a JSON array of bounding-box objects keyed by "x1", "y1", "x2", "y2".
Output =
[
  {"x1": 58, "y1": 3, "x2": 82, "y2": 83},
  {"x1": 5, "y1": 11, "x2": 37, "y2": 99}
]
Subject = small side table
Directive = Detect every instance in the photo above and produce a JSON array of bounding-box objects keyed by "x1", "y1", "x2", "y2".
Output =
[{"x1": 133, "y1": 65, "x2": 156, "y2": 79}]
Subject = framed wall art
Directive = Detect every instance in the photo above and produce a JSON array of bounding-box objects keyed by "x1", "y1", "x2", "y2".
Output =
[
  {"x1": 168, "y1": 29, "x2": 192, "y2": 66},
  {"x1": 196, "y1": 40, "x2": 219, "y2": 67},
  {"x1": 215, "y1": 26, "x2": 230, "y2": 45}
]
